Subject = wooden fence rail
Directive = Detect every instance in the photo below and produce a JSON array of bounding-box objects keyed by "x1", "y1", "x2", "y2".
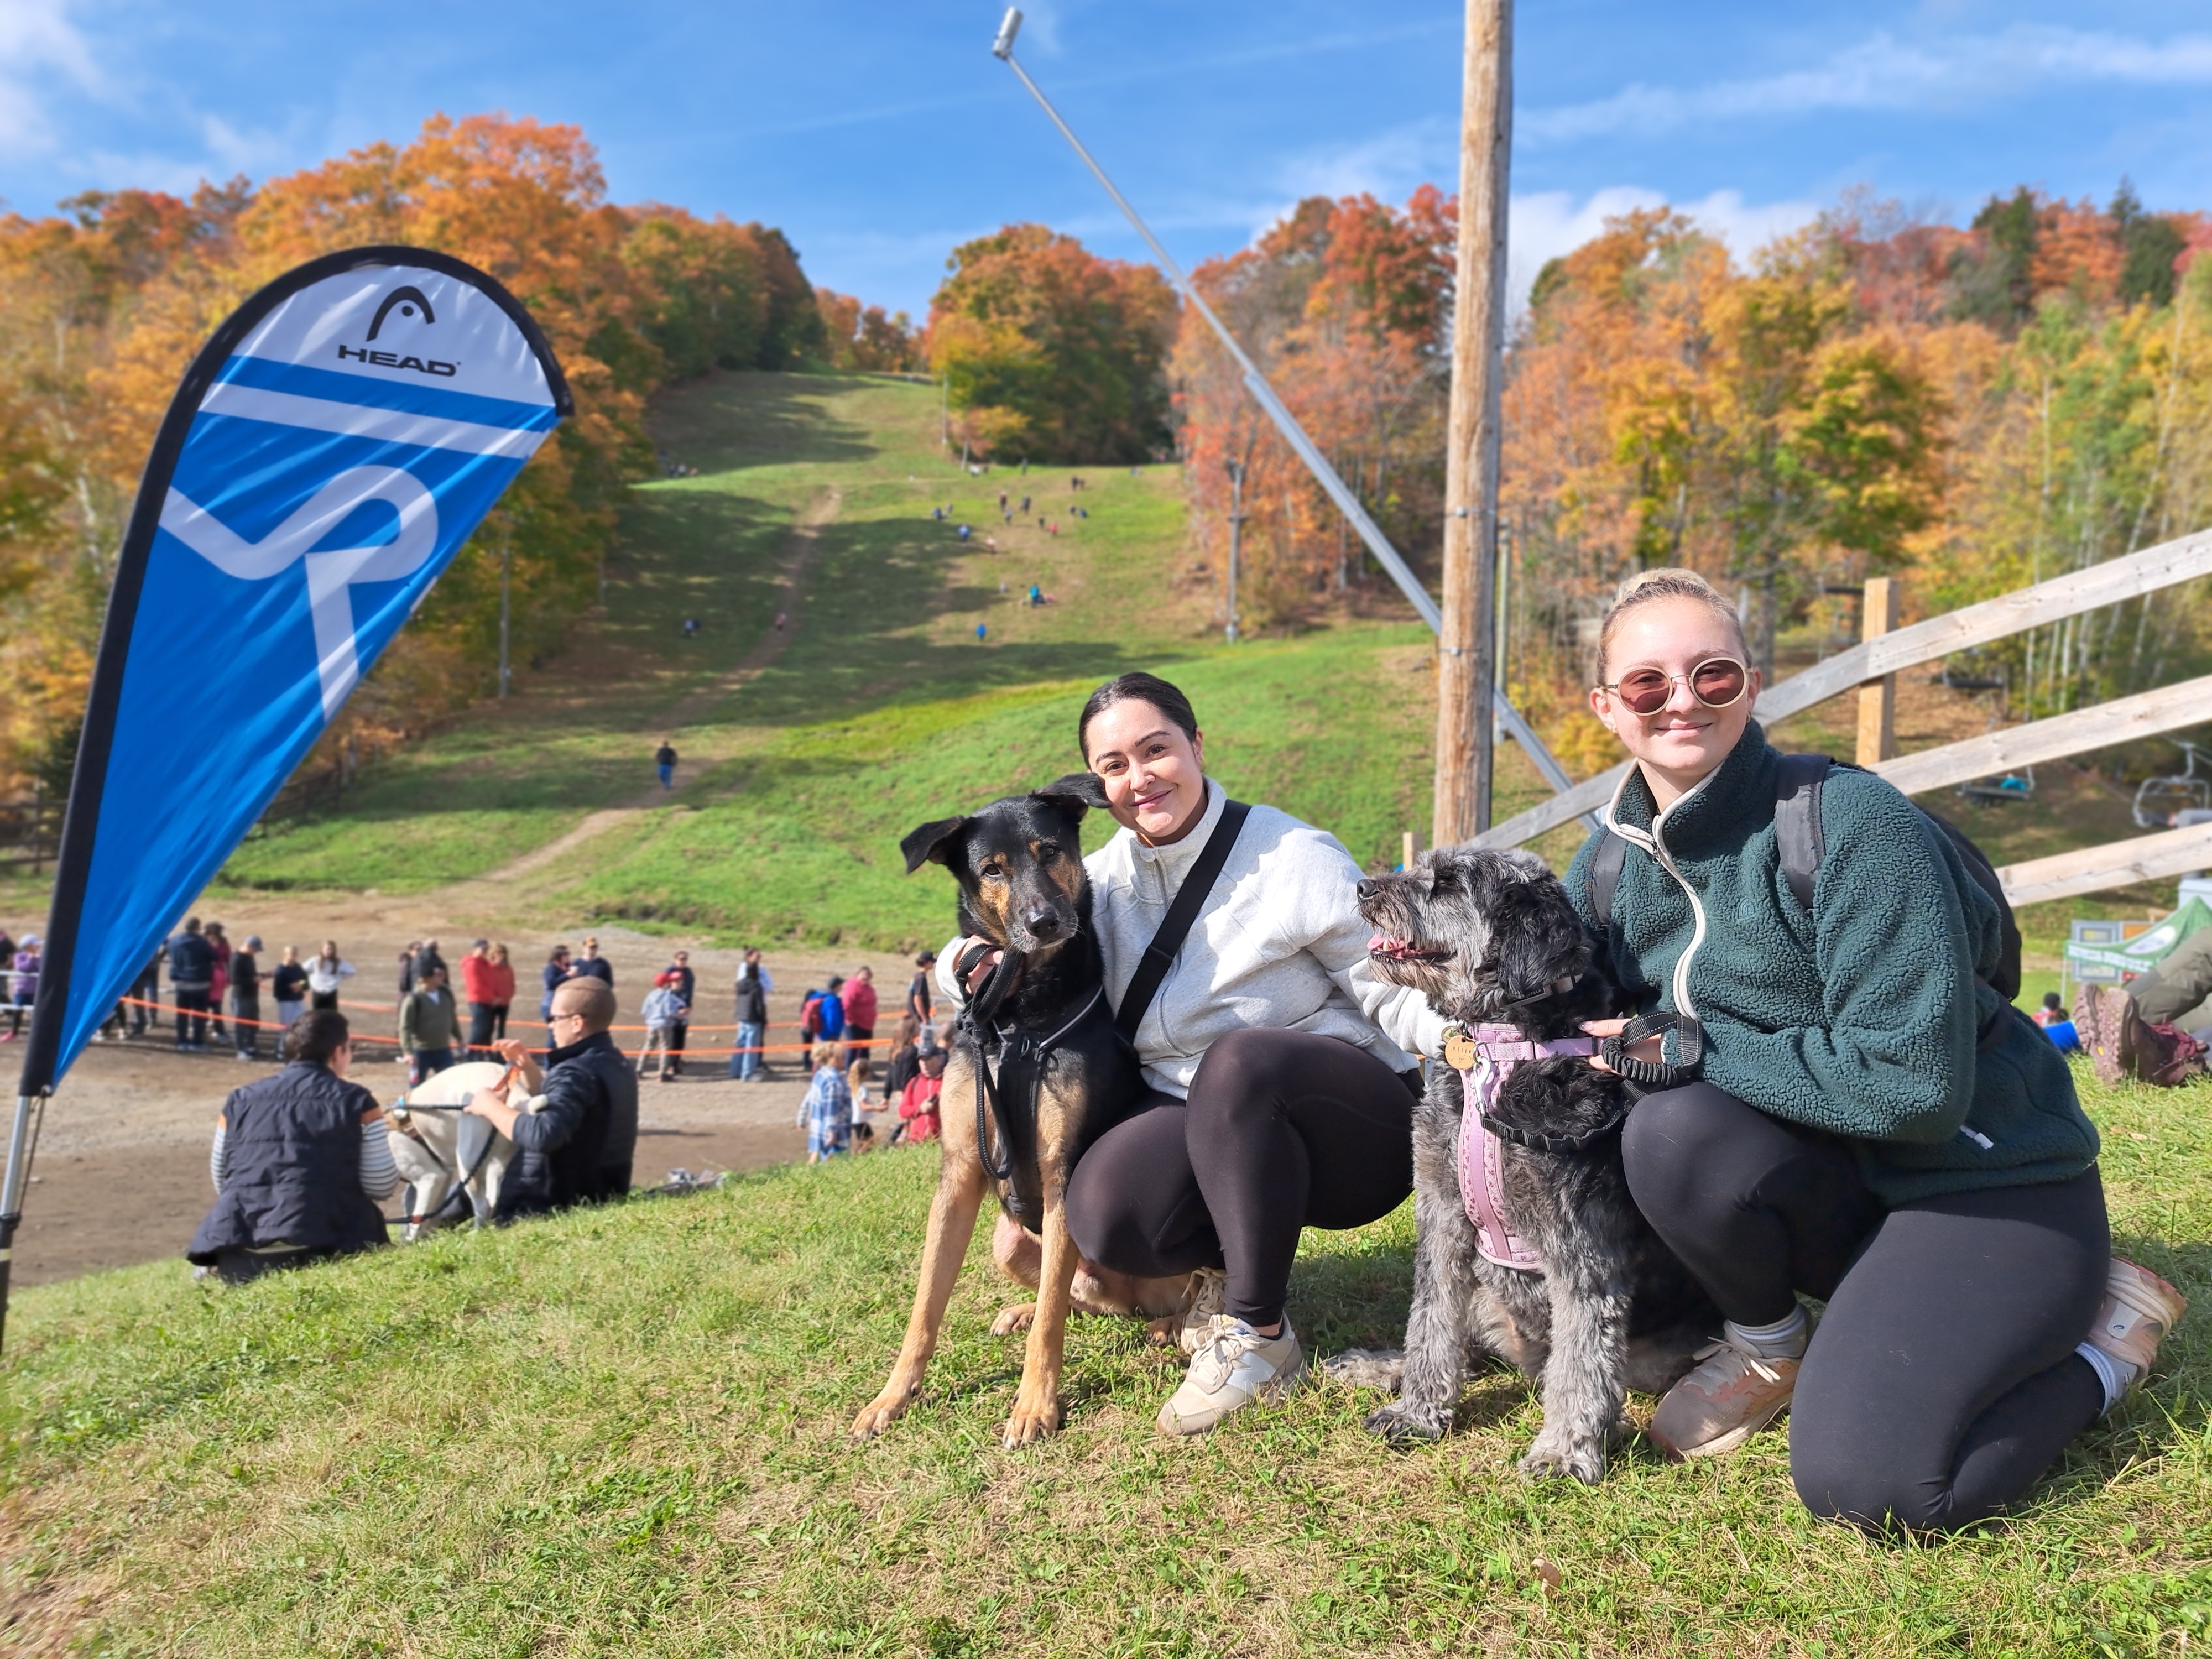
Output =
[{"x1": 1475, "y1": 523, "x2": 2212, "y2": 855}]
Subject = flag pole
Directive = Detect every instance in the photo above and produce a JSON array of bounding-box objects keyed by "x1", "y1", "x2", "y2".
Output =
[
  {"x1": 988, "y1": 9, "x2": 1595, "y2": 831},
  {"x1": 0, "y1": 1092, "x2": 44, "y2": 1354}
]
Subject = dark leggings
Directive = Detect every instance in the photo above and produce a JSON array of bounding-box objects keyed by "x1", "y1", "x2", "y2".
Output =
[
  {"x1": 1063, "y1": 1028, "x2": 1415, "y2": 1328},
  {"x1": 1623, "y1": 1083, "x2": 2110, "y2": 1533}
]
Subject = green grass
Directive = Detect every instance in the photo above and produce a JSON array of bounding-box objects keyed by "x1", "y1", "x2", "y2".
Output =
[{"x1": 3, "y1": 1063, "x2": 2206, "y2": 1655}]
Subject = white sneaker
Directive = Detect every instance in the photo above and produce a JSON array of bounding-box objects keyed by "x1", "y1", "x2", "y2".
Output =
[
  {"x1": 1156, "y1": 1316, "x2": 1305, "y2": 1437},
  {"x1": 1173, "y1": 1267, "x2": 1228, "y2": 1358}
]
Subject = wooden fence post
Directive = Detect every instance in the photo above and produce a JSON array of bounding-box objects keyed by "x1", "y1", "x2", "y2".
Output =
[{"x1": 1856, "y1": 577, "x2": 1898, "y2": 766}]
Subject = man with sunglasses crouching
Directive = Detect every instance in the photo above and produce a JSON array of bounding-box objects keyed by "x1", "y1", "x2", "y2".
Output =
[{"x1": 465, "y1": 977, "x2": 639, "y2": 1220}]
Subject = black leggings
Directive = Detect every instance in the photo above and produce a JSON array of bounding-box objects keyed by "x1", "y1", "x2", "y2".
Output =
[
  {"x1": 1063, "y1": 1028, "x2": 1415, "y2": 1328},
  {"x1": 1623, "y1": 1083, "x2": 2110, "y2": 1532}
]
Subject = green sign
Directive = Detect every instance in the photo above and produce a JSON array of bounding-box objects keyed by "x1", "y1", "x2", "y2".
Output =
[{"x1": 2063, "y1": 897, "x2": 2212, "y2": 975}]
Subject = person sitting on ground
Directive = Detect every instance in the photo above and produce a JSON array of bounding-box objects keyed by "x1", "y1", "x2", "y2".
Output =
[
  {"x1": 465, "y1": 977, "x2": 638, "y2": 1218},
  {"x1": 2074, "y1": 926, "x2": 2212, "y2": 1085},
  {"x1": 1565, "y1": 567, "x2": 2180, "y2": 1534},
  {"x1": 399, "y1": 964, "x2": 461, "y2": 1086},
  {"x1": 272, "y1": 946, "x2": 309, "y2": 1034},
  {"x1": 639, "y1": 971, "x2": 688, "y2": 1083},
  {"x1": 186, "y1": 1010, "x2": 398, "y2": 1285},
  {"x1": 800, "y1": 1047, "x2": 852, "y2": 1163},
  {"x1": 896, "y1": 1039, "x2": 945, "y2": 1145},
  {"x1": 306, "y1": 940, "x2": 353, "y2": 1012}
]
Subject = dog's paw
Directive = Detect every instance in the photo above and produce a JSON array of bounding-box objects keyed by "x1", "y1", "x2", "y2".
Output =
[
  {"x1": 1364, "y1": 1399, "x2": 1450, "y2": 1444},
  {"x1": 1001, "y1": 1391, "x2": 1063, "y2": 1448},
  {"x1": 849, "y1": 1390, "x2": 915, "y2": 1441},
  {"x1": 1519, "y1": 1430, "x2": 1606, "y2": 1485},
  {"x1": 992, "y1": 1302, "x2": 1039, "y2": 1336}
]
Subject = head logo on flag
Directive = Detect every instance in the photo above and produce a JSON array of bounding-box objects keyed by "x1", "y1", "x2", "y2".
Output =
[{"x1": 14, "y1": 246, "x2": 571, "y2": 1102}]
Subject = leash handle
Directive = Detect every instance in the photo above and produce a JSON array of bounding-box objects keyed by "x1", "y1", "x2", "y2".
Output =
[{"x1": 1599, "y1": 1010, "x2": 1702, "y2": 1089}]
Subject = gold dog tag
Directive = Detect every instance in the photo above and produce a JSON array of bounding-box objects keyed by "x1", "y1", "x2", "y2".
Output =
[{"x1": 1441, "y1": 1025, "x2": 1477, "y2": 1070}]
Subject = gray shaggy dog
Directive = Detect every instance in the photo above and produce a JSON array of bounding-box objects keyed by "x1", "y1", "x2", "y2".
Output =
[{"x1": 1353, "y1": 846, "x2": 1714, "y2": 1483}]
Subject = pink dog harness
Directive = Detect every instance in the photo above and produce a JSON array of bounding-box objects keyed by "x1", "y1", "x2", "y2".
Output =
[{"x1": 1454, "y1": 1022, "x2": 1599, "y2": 1272}]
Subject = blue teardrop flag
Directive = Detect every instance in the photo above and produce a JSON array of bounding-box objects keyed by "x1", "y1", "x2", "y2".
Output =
[{"x1": 14, "y1": 246, "x2": 571, "y2": 1101}]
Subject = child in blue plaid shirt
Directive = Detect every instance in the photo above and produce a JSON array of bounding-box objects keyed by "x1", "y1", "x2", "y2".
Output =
[{"x1": 801, "y1": 1050, "x2": 852, "y2": 1162}]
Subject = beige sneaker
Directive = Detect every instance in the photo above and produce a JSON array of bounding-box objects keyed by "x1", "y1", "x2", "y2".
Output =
[
  {"x1": 2087, "y1": 1258, "x2": 2187, "y2": 1377},
  {"x1": 1156, "y1": 1316, "x2": 1305, "y2": 1437},
  {"x1": 1173, "y1": 1267, "x2": 1228, "y2": 1358},
  {"x1": 1646, "y1": 1332, "x2": 1799, "y2": 1460}
]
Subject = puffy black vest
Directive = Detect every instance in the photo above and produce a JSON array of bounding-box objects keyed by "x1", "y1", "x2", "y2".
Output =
[
  {"x1": 733, "y1": 971, "x2": 768, "y2": 1025},
  {"x1": 187, "y1": 1063, "x2": 389, "y2": 1262}
]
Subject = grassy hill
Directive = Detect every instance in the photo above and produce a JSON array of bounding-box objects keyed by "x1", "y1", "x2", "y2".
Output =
[
  {"x1": 1, "y1": 1065, "x2": 2205, "y2": 1655},
  {"x1": 206, "y1": 371, "x2": 1564, "y2": 944}
]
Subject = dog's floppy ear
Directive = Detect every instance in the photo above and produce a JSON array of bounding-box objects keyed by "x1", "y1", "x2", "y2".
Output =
[
  {"x1": 900, "y1": 815, "x2": 971, "y2": 874},
  {"x1": 1031, "y1": 771, "x2": 1108, "y2": 820},
  {"x1": 1490, "y1": 880, "x2": 1588, "y2": 1004}
]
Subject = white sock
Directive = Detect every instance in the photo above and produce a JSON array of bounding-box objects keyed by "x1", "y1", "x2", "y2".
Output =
[
  {"x1": 1725, "y1": 1306, "x2": 1809, "y2": 1361},
  {"x1": 2075, "y1": 1341, "x2": 2138, "y2": 1415}
]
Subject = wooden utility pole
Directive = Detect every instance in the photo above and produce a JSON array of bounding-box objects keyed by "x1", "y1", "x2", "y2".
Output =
[
  {"x1": 1433, "y1": 0, "x2": 1514, "y2": 846},
  {"x1": 1856, "y1": 576, "x2": 1898, "y2": 765}
]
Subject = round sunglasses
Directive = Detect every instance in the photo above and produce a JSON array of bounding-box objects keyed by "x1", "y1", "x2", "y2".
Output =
[{"x1": 1601, "y1": 656, "x2": 1749, "y2": 716}]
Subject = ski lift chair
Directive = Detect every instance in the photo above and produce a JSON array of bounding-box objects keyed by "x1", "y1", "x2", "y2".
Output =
[
  {"x1": 1960, "y1": 766, "x2": 2035, "y2": 806},
  {"x1": 2133, "y1": 742, "x2": 2212, "y2": 830}
]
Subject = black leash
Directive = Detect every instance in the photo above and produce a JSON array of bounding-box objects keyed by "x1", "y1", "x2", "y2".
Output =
[{"x1": 1598, "y1": 1009, "x2": 1703, "y2": 1091}]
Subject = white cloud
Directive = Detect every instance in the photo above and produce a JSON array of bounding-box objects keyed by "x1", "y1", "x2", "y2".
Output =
[
  {"x1": 0, "y1": 0, "x2": 103, "y2": 155},
  {"x1": 1522, "y1": 24, "x2": 2212, "y2": 145},
  {"x1": 1507, "y1": 186, "x2": 1820, "y2": 312}
]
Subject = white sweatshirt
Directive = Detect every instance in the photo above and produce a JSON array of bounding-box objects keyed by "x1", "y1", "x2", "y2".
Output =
[{"x1": 941, "y1": 781, "x2": 1446, "y2": 1097}]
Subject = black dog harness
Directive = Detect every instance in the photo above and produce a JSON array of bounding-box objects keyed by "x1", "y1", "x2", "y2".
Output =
[{"x1": 961, "y1": 959, "x2": 1113, "y2": 1232}]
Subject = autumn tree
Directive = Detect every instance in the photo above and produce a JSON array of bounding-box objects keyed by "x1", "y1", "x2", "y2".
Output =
[{"x1": 927, "y1": 225, "x2": 1176, "y2": 464}]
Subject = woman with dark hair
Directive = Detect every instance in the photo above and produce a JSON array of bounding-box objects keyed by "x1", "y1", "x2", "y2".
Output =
[
  {"x1": 939, "y1": 671, "x2": 1443, "y2": 1435},
  {"x1": 186, "y1": 1009, "x2": 398, "y2": 1284},
  {"x1": 1571, "y1": 566, "x2": 2181, "y2": 1532}
]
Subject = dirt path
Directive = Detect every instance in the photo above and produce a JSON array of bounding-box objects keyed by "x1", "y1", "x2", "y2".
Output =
[{"x1": 478, "y1": 484, "x2": 839, "y2": 887}]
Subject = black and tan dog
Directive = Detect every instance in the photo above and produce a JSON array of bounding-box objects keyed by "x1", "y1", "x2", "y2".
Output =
[{"x1": 852, "y1": 775, "x2": 1192, "y2": 1448}]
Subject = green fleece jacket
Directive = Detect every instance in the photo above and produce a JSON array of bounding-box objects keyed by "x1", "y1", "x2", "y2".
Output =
[{"x1": 1566, "y1": 723, "x2": 2098, "y2": 1207}]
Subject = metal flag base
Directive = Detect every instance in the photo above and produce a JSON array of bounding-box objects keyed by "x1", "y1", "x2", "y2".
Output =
[{"x1": 0, "y1": 1091, "x2": 47, "y2": 1359}]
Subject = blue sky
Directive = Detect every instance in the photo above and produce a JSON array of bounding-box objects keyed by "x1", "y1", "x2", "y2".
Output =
[{"x1": 5, "y1": 1, "x2": 2211, "y2": 318}]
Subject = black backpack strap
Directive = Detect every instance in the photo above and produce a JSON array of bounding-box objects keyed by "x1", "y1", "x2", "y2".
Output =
[
  {"x1": 1773, "y1": 754, "x2": 1832, "y2": 912},
  {"x1": 1113, "y1": 797, "x2": 1252, "y2": 1043},
  {"x1": 1588, "y1": 829, "x2": 1627, "y2": 932}
]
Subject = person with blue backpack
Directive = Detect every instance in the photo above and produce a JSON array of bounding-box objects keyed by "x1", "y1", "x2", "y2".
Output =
[{"x1": 1569, "y1": 567, "x2": 2183, "y2": 1535}]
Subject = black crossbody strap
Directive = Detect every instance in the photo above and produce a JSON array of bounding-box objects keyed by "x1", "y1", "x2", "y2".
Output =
[{"x1": 1113, "y1": 798, "x2": 1252, "y2": 1043}]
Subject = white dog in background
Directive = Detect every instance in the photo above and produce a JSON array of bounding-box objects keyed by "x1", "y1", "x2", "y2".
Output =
[{"x1": 385, "y1": 1060, "x2": 536, "y2": 1239}]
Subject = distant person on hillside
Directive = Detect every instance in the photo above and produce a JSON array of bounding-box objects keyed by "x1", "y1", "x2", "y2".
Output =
[
  {"x1": 841, "y1": 966, "x2": 877, "y2": 1065},
  {"x1": 800, "y1": 1048, "x2": 852, "y2": 1164},
  {"x1": 272, "y1": 946, "x2": 308, "y2": 1034},
  {"x1": 639, "y1": 972, "x2": 688, "y2": 1083},
  {"x1": 168, "y1": 917, "x2": 215, "y2": 1051},
  {"x1": 4, "y1": 933, "x2": 39, "y2": 1042},
  {"x1": 306, "y1": 940, "x2": 353, "y2": 1013},
  {"x1": 230, "y1": 935, "x2": 263, "y2": 1062},
  {"x1": 186, "y1": 1009, "x2": 397, "y2": 1285},
  {"x1": 957, "y1": 524, "x2": 972, "y2": 542},
  {"x1": 573, "y1": 937, "x2": 613, "y2": 988},
  {"x1": 467, "y1": 979, "x2": 639, "y2": 1218},
  {"x1": 682, "y1": 617, "x2": 699, "y2": 639},
  {"x1": 484, "y1": 943, "x2": 516, "y2": 1041},
  {"x1": 656, "y1": 739, "x2": 678, "y2": 790},
  {"x1": 1020, "y1": 494, "x2": 1031, "y2": 514},
  {"x1": 399, "y1": 964, "x2": 460, "y2": 1086},
  {"x1": 774, "y1": 610, "x2": 788, "y2": 630},
  {"x1": 730, "y1": 950, "x2": 771, "y2": 1081}
]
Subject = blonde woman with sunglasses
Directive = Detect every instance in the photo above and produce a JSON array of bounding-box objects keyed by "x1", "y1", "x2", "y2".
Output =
[{"x1": 1570, "y1": 568, "x2": 2180, "y2": 1534}]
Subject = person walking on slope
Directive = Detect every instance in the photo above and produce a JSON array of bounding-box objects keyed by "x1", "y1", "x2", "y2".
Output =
[
  {"x1": 729, "y1": 950, "x2": 771, "y2": 1081},
  {"x1": 306, "y1": 941, "x2": 353, "y2": 1013},
  {"x1": 656, "y1": 739, "x2": 678, "y2": 790}
]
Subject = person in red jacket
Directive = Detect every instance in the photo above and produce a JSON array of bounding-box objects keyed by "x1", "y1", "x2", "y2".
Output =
[
  {"x1": 897, "y1": 1041, "x2": 945, "y2": 1144},
  {"x1": 460, "y1": 940, "x2": 498, "y2": 1056},
  {"x1": 484, "y1": 943, "x2": 517, "y2": 1042},
  {"x1": 840, "y1": 965, "x2": 878, "y2": 1068}
]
